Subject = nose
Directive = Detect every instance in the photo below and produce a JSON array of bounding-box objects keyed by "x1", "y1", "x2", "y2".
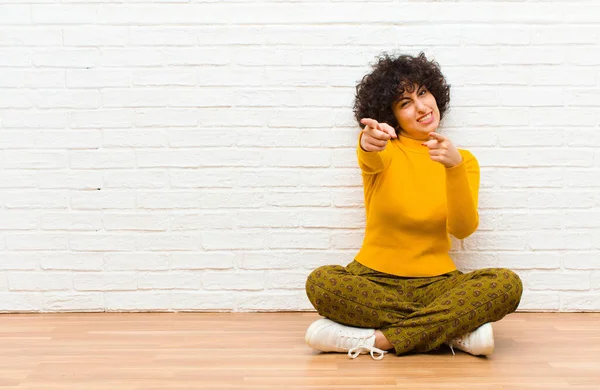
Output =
[{"x1": 414, "y1": 99, "x2": 427, "y2": 114}]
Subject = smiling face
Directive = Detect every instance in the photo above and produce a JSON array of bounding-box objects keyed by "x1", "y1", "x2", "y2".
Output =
[{"x1": 392, "y1": 84, "x2": 441, "y2": 140}]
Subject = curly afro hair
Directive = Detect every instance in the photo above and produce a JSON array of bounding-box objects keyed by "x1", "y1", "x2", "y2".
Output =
[{"x1": 353, "y1": 52, "x2": 450, "y2": 133}]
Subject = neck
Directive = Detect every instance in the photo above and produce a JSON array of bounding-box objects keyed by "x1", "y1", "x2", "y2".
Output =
[
  {"x1": 397, "y1": 132, "x2": 430, "y2": 153},
  {"x1": 399, "y1": 130, "x2": 430, "y2": 141}
]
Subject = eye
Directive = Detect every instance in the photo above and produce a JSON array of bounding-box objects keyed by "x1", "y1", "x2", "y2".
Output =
[{"x1": 419, "y1": 88, "x2": 427, "y2": 95}]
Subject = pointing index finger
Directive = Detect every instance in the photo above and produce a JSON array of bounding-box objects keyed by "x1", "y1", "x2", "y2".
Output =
[
  {"x1": 360, "y1": 118, "x2": 379, "y2": 130},
  {"x1": 428, "y1": 132, "x2": 447, "y2": 142}
]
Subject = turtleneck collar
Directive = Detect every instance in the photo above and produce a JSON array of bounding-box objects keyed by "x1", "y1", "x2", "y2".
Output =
[{"x1": 397, "y1": 134, "x2": 429, "y2": 153}]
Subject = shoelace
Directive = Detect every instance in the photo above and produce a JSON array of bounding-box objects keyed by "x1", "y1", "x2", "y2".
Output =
[
  {"x1": 348, "y1": 345, "x2": 387, "y2": 360},
  {"x1": 336, "y1": 334, "x2": 387, "y2": 360},
  {"x1": 448, "y1": 337, "x2": 467, "y2": 356}
]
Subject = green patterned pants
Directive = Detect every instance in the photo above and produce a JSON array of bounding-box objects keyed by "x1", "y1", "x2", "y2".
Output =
[{"x1": 305, "y1": 260, "x2": 523, "y2": 355}]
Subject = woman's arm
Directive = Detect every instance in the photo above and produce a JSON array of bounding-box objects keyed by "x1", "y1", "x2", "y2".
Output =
[
  {"x1": 356, "y1": 118, "x2": 396, "y2": 175},
  {"x1": 356, "y1": 131, "x2": 393, "y2": 174},
  {"x1": 445, "y1": 149, "x2": 480, "y2": 239}
]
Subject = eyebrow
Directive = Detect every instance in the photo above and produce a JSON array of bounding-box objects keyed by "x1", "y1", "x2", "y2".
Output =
[{"x1": 397, "y1": 86, "x2": 426, "y2": 102}]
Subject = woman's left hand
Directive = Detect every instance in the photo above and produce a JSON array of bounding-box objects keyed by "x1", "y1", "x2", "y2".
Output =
[{"x1": 421, "y1": 132, "x2": 463, "y2": 168}]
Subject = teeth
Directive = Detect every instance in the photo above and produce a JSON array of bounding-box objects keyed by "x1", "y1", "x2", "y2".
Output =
[{"x1": 418, "y1": 113, "x2": 432, "y2": 122}]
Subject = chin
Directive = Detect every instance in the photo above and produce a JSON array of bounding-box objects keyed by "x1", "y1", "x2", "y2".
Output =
[
  {"x1": 426, "y1": 123, "x2": 440, "y2": 134},
  {"x1": 418, "y1": 128, "x2": 435, "y2": 136}
]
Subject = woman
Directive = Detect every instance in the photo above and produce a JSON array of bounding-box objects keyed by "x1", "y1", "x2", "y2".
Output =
[{"x1": 304, "y1": 52, "x2": 523, "y2": 360}]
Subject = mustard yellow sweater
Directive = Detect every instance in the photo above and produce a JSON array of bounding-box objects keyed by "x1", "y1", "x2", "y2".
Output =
[{"x1": 354, "y1": 132, "x2": 480, "y2": 277}]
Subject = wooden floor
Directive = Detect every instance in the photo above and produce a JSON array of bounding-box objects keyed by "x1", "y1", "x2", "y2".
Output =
[{"x1": 0, "y1": 312, "x2": 599, "y2": 390}]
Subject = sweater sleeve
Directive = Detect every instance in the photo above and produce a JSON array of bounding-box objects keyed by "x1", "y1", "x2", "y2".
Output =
[
  {"x1": 445, "y1": 149, "x2": 480, "y2": 239},
  {"x1": 356, "y1": 131, "x2": 393, "y2": 175}
]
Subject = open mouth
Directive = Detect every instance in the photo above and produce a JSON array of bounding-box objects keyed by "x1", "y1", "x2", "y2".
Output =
[{"x1": 417, "y1": 112, "x2": 433, "y2": 123}]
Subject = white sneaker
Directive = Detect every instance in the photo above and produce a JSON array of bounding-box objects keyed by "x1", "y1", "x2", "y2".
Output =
[
  {"x1": 447, "y1": 323, "x2": 495, "y2": 356},
  {"x1": 305, "y1": 318, "x2": 388, "y2": 360}
]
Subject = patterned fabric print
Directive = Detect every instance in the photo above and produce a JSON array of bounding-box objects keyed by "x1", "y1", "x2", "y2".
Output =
[
  {"x1": 305, "y1": 261, "x2": 523, "y2": 356},
  {"x1": 305, "y1": 264, "x2": 418, "y2": 329}
]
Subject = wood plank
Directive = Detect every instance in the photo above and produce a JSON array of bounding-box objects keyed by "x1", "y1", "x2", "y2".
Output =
[{"x1": 0, "y1": 312, "x2": 598, "y2": 389}]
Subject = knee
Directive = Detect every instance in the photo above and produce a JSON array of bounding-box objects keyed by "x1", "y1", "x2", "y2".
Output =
[
  {"x1": 305, "y1": 265, "x2": 333, "y2": 307},
  {"x1": 500, "y1": 268, "x2": 523, "y2": 296},
  {"x1": 305, "y1": 265, "x2": 343, "y2": 311},
  {"x1": 495, "y1": 268, "x2": 523, "y2": 311},
  {"x1": 306, "y1": 265, "x2": 328, "y2": 289}
]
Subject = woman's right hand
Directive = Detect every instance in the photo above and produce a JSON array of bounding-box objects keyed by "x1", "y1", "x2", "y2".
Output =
[{"x1": 359, "y1": 118, "x2": 398, "y2": 152}]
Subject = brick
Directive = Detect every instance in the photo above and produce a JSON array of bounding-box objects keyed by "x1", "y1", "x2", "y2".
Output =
[
  {"x1": 105, "y1": 292, "x2": 171, "y2": 311},
  {"x1": 69, "y1": 234, "x2": 136, "y2": 252},
  {"x1": 527, "y1": 271, "x2": 590, "y2": 291},
  {"x1": 138, "y1": 191, "x2": 264, "y2": 209},
  {"x1": 32, "y1": 49, "x2": 99, "y2": 68},
  {"x1": 0, "y1": 254, "x2": 39, "y2": 270},
  {"x1": 262, "y1": 149, "x2": 330, "y2": 168},
  {"x1": 67, "y1": 69, "x2": 131, "y2": 88},
  {"x1": 70, "y1": 191, "x2": 136, "y2": 210},
  {"x1": 103, "y1": 170, "x2": 168, "y2": 189},
  {"x1": 0, "y1": 212, "x2": 39, "y2": 230},
  {"x1": 268, "y1": 231, "x2": 331, "y2": 250},
  {"x1": 172, "y1": 292, "x2": 234, "y2": 311},
  {"x1": 63, "y1": 27, "x2": 128, "y2": 46},
  {"x1": 518, "y1": 291, "x2": 559, "y2": 311},
  {"x1": 171, "y1": 252, "x2": 237, "y2": 270},
  {"x1": 32, "y1": 4, "x2": 98, "y2": 24},
  {"x1": 103, "y1": 213, "x2": 170, "y2": 231},
  {"x1": 5, "y1": 232, "x2": 69, "y2": 251},
  {"x1": 135, "y1": 234, "x2": 201, "y2": 251},
  {"x1": 102, "y1": 129, "x2": 167, "y2": 148},
  {"x1": 561, "y1": 292, "x2": 600, "y2": 311},
  {"x1": 202, "y1": 271, "x2": 264, "y2": 291},
  {"x1": 41, "y1": 212, "x2": 103, "y2": 231},
  {"x1": 40, "y1": 293, "x2": 103, "y2": 312},
  {"x1": 3, "y1": 151, "x2": 67, "y2": 169},
  {"x1": 0, "y1": 293, "x2": 40, "y2": 312},
  {"x1": 104, "y1": 253, "x2": 170, "y2": 271},
  {"x1": 32, "y1": 131, "x2": 102, "y2": 149},
  {"x1": 73, "y1": 272, "x2": 137, "y2": 291},
  {"x1": 237, "y1": 292, "x2": 301, "y2": 311},
  {"x1": 138, "y1": 271, "x2": 201, "y2": 290},
  {"x1": 69, "y1": 150, "x2": 135, "y2": 169},
  {"x1": 8, "y1": 272, "x2": 71, "y2": 291},
  {"x1": 40, "y1": 253, "x2": 104, "y2": 271},
  {"x1": 0, "y1": 6, "x2": 31, "y2": 25}
]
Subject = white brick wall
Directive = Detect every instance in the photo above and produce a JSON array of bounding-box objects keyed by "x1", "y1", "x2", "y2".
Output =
[{"x1": 1, "y1": 1, "x2": 599, "y2": 313}]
